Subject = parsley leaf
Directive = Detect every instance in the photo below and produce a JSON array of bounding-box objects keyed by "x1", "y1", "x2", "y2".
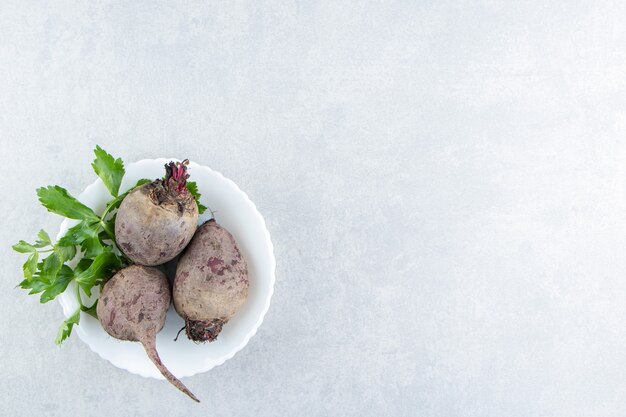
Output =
[
  {"x1": 186, "y1": 181, "x2": 207, "y2": 214},
  {"x1": 12, "y1": 240, "x2": 36, "y2": 253},
  {"x1": 55, "y1": 244, "x2": 77, "y2": 263},
  {"x1": 57, "y1": 220, "x2": 100, "y2": 247},
  {"x1": 21, "y1": 277, "x2": 48, "y2": 295},
  {"x1": 92, "y1": 146, "x2": 125, "y2": 197},
  {"x1": 57, "y1": 220, "x2": 104, "y2": 258},
  {"x1": 37, "y1": 186, "x2": 99, "y2": 221},
  {"x1": 80, "y1": 236, "x2": 104, "y2": 258},
  {"x1": 55, "y1": 308, "x2": 80, "y2": 346},
  {"x1": 40, "y1": 265, "x2": 74, "y2": 303},
  {"x1": 40, "y1": 252, "x2": 62, "y2": 284},
  {"x1": 22, "y1": 252, "x2": 38, "y2": 280},
  {"x1": 134, "y1": 178, "x2": 152, "y2": 187},
  {"x1": 74, "y1": 251, "x2": 122, "y2": 297},
  {"x1": 35, "y1": 229, "x2": 52, "y2": 248},
  {"x1": 74, "y1": 258, "x2": 93, "y2": 275}
]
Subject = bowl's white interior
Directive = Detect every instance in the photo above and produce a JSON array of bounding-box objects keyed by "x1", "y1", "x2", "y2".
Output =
[{"x1": 57, "y1": 159, "x2": 275, "y2": 379}]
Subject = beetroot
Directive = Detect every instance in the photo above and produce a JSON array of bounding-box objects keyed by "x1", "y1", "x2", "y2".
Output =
[
  {"x1": 173, "y1": 220, "x2": 249, "y2": 342},
  {"x1": 115, "y1": 161, "x2": 198, "y2": 266},
  {"x1": 97, "y1": 265, "x2": 199, "y2": 402}
]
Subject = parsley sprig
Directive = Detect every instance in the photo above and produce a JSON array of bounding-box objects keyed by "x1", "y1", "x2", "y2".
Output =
[
  {"x1": 13, "y1": 148, "x2": 207, "y2": 345},
  {"x1": 13, "y1": 147, "x2": 146, "y2": 345},
  {"x1": 186, "y1": 181, "x2": 207, "y2": 214}
]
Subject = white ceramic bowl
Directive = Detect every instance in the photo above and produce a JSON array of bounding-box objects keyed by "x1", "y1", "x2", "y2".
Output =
[{"x1": 57, "y1": 159, "x2": 275, "y2": 379}]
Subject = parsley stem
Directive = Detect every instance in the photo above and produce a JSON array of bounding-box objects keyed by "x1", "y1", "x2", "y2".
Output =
[
  {"x1": 75, "y1": 283, "x2": 85, "y2": 309},
  {"x1": 100, "y1": 219, "x2": 115, "y2": 240},
  {"x1": 99, "y1": 194, "x2": 122, "y2": 220}
]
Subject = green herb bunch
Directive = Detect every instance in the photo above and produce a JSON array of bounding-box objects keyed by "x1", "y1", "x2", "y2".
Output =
[{"x1": 13, "y1": 146, "x2": 206, "y2": 345}]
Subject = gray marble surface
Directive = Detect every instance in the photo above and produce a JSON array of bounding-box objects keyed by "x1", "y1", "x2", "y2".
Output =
[{"x1": 2, "y1": 1, "x2": 626, "y2": 416}]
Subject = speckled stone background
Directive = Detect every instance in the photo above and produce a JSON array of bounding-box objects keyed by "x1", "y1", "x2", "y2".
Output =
[{"x1": 2, "y1": 1, "x2": 626, "y2": 416}]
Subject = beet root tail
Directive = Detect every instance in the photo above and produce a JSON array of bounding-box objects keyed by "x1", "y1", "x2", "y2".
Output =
[{"x1": 142, "y1": 336, "x2": 200, "y2": 402}]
